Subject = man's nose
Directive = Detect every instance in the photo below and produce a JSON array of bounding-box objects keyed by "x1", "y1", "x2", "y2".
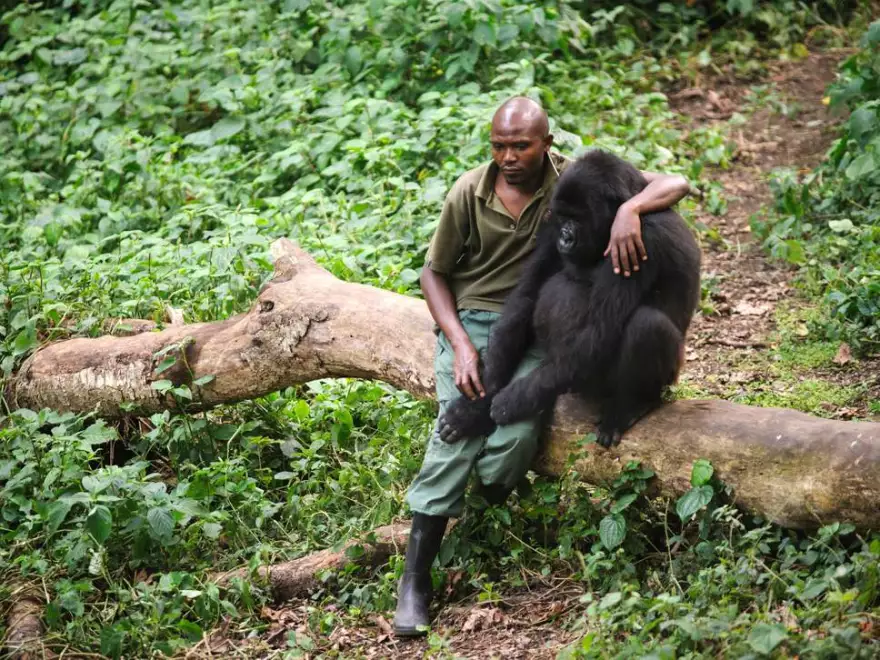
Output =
[{"x1": 502, "y1": 148, "x2": 517, "y2": 163}]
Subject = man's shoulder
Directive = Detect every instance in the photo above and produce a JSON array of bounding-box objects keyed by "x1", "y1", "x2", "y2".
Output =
[
  {"x1": 551, "y1": 151, "x2": 574, "y2": 174},
  {"x1": 448, "y1": 161, "x2": 492, "y2": 200}
]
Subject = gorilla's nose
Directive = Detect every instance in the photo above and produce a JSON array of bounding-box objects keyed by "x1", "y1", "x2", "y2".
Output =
[{"x1": 558, "y1": 226, "x2": 575, "y2": 251}]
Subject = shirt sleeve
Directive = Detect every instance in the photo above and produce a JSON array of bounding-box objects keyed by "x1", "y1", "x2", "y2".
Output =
[{"x1": 424, "y1": 179, "x2": 470, "y2": 274}]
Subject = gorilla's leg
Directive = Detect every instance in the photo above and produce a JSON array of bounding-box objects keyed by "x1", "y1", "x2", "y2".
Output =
[{"x1": 597, "y1": 306, "x2": 682, "y2": 448}]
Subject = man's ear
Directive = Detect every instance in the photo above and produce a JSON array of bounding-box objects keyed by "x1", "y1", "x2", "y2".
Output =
[{"x1": 544, "y1": 134, "x2": 554, "y2": 152}]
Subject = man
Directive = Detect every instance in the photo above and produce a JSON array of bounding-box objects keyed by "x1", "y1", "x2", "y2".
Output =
[{"x1": 393, "y1": 97, "x2": 691, "y2": 636}]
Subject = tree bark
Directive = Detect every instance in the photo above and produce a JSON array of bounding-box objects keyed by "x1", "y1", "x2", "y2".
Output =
[
  {"x1": 4, "y1": 585, "x2": 45, "y2": 659},
  {"x1": 6, "y1": 239, "x2": 880, "y2": 530}
]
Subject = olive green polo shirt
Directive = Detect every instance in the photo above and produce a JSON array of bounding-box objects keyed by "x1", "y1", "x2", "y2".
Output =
[{"x1": 424, "y1": 152, "x2": 572, "y2": 313}]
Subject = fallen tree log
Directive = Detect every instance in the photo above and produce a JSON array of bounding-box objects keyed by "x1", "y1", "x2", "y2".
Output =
[
  {"x1": 4, "y1": 584, "x2": 45, "y2": 659},
  {"x1": 214, "y1": 523, "x2": 414, "y2": 601},
  {"x1": 5, "y1": 239, "x2": 880, "y2": 530}
]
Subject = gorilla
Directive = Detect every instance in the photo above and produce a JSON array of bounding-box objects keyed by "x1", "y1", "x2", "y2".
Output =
[{"x1": 438, "y1": 149, "x2": 701, "y2": 449}]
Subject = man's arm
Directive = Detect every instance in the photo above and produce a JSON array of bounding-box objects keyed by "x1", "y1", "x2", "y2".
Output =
[
  {"x1": 420, "y1": 268, "x2": 485, "y2": 400},
  {"x1": 605, "y1": 171, "x2": 691, "y2": 277}
]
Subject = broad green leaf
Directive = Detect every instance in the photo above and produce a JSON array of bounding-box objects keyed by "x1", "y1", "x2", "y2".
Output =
[
  {"x1": 293, "y1": 400, "x2": 310, "y2": 421},
  {"x1": 848, "y1": 106, "x2": 876, "y2": 140},
  {"x1": 147, "y1": 508, "x2": 174, "y2": 539},
  {"x1": 599, "y1": 513, "x2": 626, "y2": 549},
  {"x1": 13, "y1": 327, "x2": 37, "y2": 356},
  {"x1": 747, "y1": 623, "x2": 788, "y2": 656},
  {"x1": 344, "y1": 46, "x2": 363, "y2": 76},
  {"x1": 87, "y1": 506, "x2": 113, "y2": 544},
  {"x1": 783, "y1": 239, "x2": 805, "y2": 264},
  {"x1": 828, "y1": 219, "x2": 854, "y2": 232},
  {"x1": 473, "y1": 22, "x2": 496, "y2": 46},
  {"x1": 399, "y1": 268, "x2": 419, "y2": 283},
  {"x1": 610, "y1": 493, "x2": 638, "y2": 514},
  {"x1": 151, "y1": 379, "x2": 173, "y2": 393},
  {"x1": 155, "y1": 356, "x2": 177, "y2": 374},
  {"x1": 799, "y1": 579, "x2": 828, "y2": 601},
  {"x1": 211, "y1": 117, "x2": 245, "y2": 141},
  {"x1": 46, "y1": 500, "x2": 72, "y2": 533},
  {"x1": 183, "y1": 129, "x2": 215, "y2": 147},
  {"x1": 202, "y1": 523, "x2": 222, "y2": 539},
  {"x1": 173, "y1": 499, "x2": 208, "y2": 517},
  {"x1": 193, "y1": 375, "x2": 215, "y2": 387},
  {"x1": 845, "y1": 153, "x2": 876, "y2": 180},
  {"x1": 866, "y1": 20, "x2": 880, "y2": 45},
  {"x1": 676, "y1": 485, "x2": 714, "y2": 521},
  {"x1": 691, "y1": 459, "x2": 714, "y2": 486},
  {"x1": 82, "y1": 475, "x2": 108, "y2": 493},
  {"x1": 726, "y1": 0, "x2": 754, "y2": 15},
  {"x1": 598, "y1": 591, "x2": 622, "y2": 610}
]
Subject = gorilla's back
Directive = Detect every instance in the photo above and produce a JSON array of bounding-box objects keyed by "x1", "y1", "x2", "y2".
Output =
[{"x1": 642, "y1": 209, "x2": 702, "y2": 336}]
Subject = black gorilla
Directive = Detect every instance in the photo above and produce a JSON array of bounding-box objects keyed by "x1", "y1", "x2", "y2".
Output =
[{"x1": 438, "y1": 150, "x2": 701, "y2": 449}]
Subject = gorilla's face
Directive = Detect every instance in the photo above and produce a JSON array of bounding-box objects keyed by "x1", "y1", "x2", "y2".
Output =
[
  {"x1": 550, "y1": 167, "x2": 616, "y2": 266},
  {"x1": 551, "y1": 204, "x2": 609, "y2": 265}
]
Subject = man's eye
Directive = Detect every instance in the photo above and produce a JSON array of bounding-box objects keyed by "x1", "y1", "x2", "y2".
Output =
[{"x1": 515, "y1": 143, "x2": 529, "y2": 150}]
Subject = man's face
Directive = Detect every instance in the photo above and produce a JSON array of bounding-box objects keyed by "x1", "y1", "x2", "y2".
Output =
[{"x1": 490, "y1": 128, "x2": 550, "y2": 186}]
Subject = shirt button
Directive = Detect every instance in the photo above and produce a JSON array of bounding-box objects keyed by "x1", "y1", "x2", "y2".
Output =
[{"x1": 509, "y1": 223, "x2": 515, "y2": 229}]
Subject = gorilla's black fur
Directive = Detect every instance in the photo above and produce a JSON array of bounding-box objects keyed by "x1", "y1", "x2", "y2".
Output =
[{"x1": 439, "y1": 150, "x2": 701, "y2": 449}]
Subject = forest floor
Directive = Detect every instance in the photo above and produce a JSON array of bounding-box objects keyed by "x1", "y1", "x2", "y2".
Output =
[
  {"x1": 209, "y1": 50, "x2": 878, "y2": 660},
  {"x1": 671, "y1": 49, "x2": 879, "y2": 422}
]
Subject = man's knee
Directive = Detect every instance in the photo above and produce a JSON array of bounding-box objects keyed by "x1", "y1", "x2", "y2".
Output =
[{"x1": 476, "y1": 418, "x2": 541, "y2": 487}]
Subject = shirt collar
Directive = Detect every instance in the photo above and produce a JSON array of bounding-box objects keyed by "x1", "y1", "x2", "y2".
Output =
[{"x1": 475, "y1": 151, "x2": 565, "y2": 201}]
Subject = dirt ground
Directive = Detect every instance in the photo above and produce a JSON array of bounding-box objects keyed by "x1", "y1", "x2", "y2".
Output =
[
  {"x1": 205, "y1": 50, "x2": 878, "y2": 660},
  {"x1": 670, "y1": 51, "x2": 879, "y2": 417}
]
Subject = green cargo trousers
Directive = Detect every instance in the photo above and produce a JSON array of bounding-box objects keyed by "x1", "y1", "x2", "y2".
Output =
[{"x1": 407, "y1": 310, "x2": 545, "y2": 518}]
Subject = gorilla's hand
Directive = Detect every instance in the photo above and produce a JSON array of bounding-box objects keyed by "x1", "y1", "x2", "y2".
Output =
[{"x1": 438, "y1": 396, "x2": 494, "y2": 443}]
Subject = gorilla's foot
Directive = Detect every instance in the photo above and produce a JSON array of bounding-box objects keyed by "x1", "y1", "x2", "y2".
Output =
[
  {"x1": 489, "y1": 384, "x2": 530, "y2": 426},
  {"x1": 597, "y1": 399, "x2": 662, "y2": 448},
  {"x1": 438, "y1": 396, "x2": 494, "y2": 443}
]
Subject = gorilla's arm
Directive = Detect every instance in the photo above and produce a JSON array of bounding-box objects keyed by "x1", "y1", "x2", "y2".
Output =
[
  {"x1": 437, "y1": 228, "x2": 561, "y2": 443},
  {"x1": 480, "y1": 227, "x2": 561, "y2": 392}
]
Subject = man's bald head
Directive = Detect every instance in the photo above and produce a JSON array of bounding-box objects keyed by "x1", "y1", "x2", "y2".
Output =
[
  {"x1": 490, "y1": 97, "x2": 553, "y2": 189},
  {"x1": 492, "y1": 97, "x2": 550, "y2": 138}
]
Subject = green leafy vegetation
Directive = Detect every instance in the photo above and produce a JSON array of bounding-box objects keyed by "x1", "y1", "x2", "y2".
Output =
[
  {"x1": 755, "y1": 20, "x2": 880, "y2": 352},
  {"x1": 1, "y1": 1, "x2": 878, "y2": 657}
]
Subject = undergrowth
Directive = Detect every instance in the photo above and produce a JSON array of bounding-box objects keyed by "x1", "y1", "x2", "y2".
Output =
[
  {"x1": 0, "y1": 1, "x2": 878, "y2": 658},
  {"x1": 754, "y1": 20, "x2": 880, "y2": 354}
]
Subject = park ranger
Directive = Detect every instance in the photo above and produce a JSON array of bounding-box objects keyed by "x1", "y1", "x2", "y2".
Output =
[{"x1": 394, "y1": 96, "x2": 691, "y2": 636}]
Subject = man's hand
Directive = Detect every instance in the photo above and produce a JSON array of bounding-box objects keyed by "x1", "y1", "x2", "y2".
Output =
[
  {"x1": 452, "y1": 340, "x2": 485, "y2": 400},
  {"x1": 604, "y1": 201, "x2": 646, "y2": 277}
]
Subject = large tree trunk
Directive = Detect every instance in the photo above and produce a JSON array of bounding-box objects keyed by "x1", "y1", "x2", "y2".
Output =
[{"x1": 6, "y1": 239, "x2": 879, "y2": 530}]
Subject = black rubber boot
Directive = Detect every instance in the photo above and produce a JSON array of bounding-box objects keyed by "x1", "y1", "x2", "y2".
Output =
[{"x1": 393, "y1": 513, "x2": 448, "y2": 637}]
